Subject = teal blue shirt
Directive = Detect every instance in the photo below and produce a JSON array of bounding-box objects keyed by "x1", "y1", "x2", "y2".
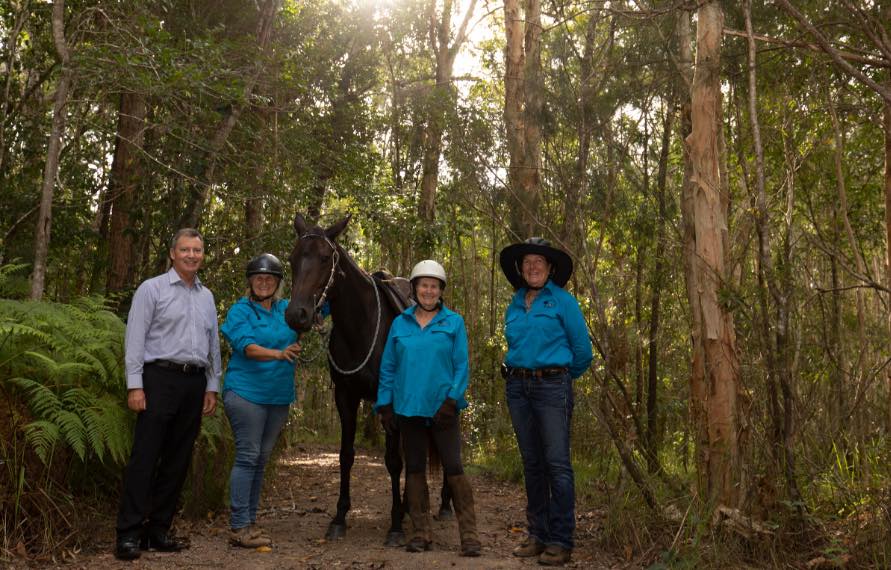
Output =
[
  {"x1": 375, "y1": 305, "x2": 470, "y2": 418},
  {"x1": 221, "y1": 297, "x2": 298, "y2": 405},
  {"x1": 504, "y1": 280, "x2": 593, "y2": 379}
]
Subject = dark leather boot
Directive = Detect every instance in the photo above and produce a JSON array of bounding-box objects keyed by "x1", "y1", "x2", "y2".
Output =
[
  {"x1": 447, "y1": 474, "x2": 481, "y2": 557},
  {"x1": 405, "y1": 473, "x2": 432, "y2": 552}
]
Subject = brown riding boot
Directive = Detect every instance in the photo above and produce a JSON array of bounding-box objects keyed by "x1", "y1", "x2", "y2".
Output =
[
  {"x1": 447, "y1": 474, "x2": 481, "y2": 557},
  {"x1": 405, "y1": 473, "x2": 432, "y2": 552}
]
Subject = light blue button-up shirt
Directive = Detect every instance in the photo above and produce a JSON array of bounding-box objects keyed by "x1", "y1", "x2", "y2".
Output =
[
  {"x1": 375, "y1": 305, "x2": 469, "y2": 418},
  {"x1": 504, "y1": 279, "x2": 593, "y2": 379},
  {"x1": 124, "y1": 268, "x2": 222, "y2": 392}
]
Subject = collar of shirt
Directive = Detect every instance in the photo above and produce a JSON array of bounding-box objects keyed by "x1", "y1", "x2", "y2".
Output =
[
  {"x1": 166, "y1": 267, "x2": 203, "y2": 290},
  {"x1": 511, "y1": 279, "x2": 556, "y2": 308},
  {"x1": 404, "y1": 304, "x2": 453, "y2": 327}
]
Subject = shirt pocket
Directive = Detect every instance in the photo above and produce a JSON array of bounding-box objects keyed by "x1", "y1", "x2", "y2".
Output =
[
  {"x1": 390, "y1": 329, "x2": 414, "y2": 355},
  {"x1": 429, "y1": 325, "x2": 454, "y2": 341},
  {"x1": 532, "y1": 309, "x2": 562, "y2": 339},
  {"x1": 504, "y1": 311, "x2": 523, "y2": 346}
]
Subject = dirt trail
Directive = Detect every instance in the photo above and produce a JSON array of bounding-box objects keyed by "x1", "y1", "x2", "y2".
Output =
[{"x1": 54, "y1": 444, "x2": 625, "y2": 569}]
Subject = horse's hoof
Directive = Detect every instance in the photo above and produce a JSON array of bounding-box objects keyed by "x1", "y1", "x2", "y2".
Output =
[
  {"x1": 384, "y1": 530, "x2": 405, "y2": 547},
  {"x1": 435, "y1": 507, "x2": 454, "y2": 521},
  {"x1": 325, "y1": 522, "x2": 347, "y2": 540}
]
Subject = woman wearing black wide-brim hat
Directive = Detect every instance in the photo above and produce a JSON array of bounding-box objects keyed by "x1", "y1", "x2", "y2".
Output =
[{"x1": 498, "y1": 237, "x2": 593, "y2": 567}]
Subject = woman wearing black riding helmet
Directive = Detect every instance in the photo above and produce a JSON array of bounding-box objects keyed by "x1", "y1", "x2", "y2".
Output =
[{"x1": 220, "y1": 253, "x2": 301, "y2": 548}]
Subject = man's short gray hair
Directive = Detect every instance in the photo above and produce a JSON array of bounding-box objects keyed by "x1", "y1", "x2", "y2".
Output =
[{"x1": 169, "y1": 228, "x2": 203, "y2": 250}]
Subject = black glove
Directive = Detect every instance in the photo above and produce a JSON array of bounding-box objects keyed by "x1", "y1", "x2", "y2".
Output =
[
  {"x1": 433, "y1": 398, "x2": 458, "y2": 424},
  {"x1": 378, "y1": 404, "x2": 397, "y2": 435}
]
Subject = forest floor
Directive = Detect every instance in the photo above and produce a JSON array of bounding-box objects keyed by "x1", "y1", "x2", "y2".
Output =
[{"x1": 24, "y1": 444, "x2": 632, "y2": 570}]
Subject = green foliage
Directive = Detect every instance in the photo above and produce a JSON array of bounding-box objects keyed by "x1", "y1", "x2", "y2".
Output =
[
  {"x1": 0, "y1": 286, "x2": 234, "y2": 556},
  {"x1": 0, "y1": 296, "x2": 131, "y2": 465},
  {"x1": 0, "y1": 292, "x2": 133, "y2": 556}
]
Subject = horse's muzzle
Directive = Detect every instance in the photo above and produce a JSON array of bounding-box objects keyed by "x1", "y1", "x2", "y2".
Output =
[{"x1": 284, "y1": 304, "x2": 314, "y2": 332}]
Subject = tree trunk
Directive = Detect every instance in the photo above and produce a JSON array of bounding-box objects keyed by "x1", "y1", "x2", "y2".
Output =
[
  {"x1": 106, "y1": 91, "x2": 147, "y2": 293},
  {"x1": 646, "y1": 101, "x2": 673, "y2": 474},
  {"x1": 503, "y1": 0, "x2": 542, "y2": 239},
  {"x1": 884, "y1": 78, "x2": 891, "y2": 432},
  {"x1": 521, "y1": 0, "x2": 542, "y2": 236},
  {"x1": 179, "y1": 0, "x2": 280, "y2": 229},
  {"x1": 678, "y1": 4, "x2": 709, "y2": 497},
  {"x1": 0, "y1": 2, "x2": 29, "y2": 178},
  {"x1": 682, "y1": 0, "x2": 741, "y2": 508},
  {"x1": 562, "y1": 11, "x2": 609, "y2": 249},
  {"x1": 827, "y1": 96, "x2": 869, "y2": 391},
  {"x1": 245, "y1": 105, "x2": 272, "y2": 243},
  {"x1": 416, "y1": 0, "x2": 476, "y2": 257},
  {"x1": 30, "y1": 0, "x2": 71, "y2": 300}
]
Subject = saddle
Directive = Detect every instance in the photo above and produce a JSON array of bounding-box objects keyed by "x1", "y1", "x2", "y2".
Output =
[{"x1": 371, "y1": 270, "x2": 412, "y2": 313}]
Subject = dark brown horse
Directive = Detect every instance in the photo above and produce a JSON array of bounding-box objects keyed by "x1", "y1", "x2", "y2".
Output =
[{"x1": 284, "y1": 213, "x2": 451, "y2": 545}]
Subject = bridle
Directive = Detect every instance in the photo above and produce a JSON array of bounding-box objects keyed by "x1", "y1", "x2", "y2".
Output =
[
  {"x1": 299, "y1": 232, "x2": 340, "y2": 315},
  {"x1": 297, "y1": 232, "x2": 382, "y2": 375}
]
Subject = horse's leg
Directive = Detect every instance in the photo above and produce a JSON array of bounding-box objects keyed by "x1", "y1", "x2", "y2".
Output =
[
  {"x1": 326, "y1": 384, "x2": 359, "y2": 540},
  {"x1": 382, "y1": 426, "x2": 405, "y2": 546},
  {"x1": 437, "y1": 468, "x2": 454, "y2": 520}
]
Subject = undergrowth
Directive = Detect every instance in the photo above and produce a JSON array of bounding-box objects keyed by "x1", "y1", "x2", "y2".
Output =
[{"x1": 0, "y1": 265, "x2": 231, "y2": 560}]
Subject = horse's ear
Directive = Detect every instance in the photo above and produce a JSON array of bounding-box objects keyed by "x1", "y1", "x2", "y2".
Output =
[
  {"x1": 325, "y1": 214, "x2": 351, "y2": 240},
  {"x1": 294, "y1": 213, "x2": 308, "y2": 236}
]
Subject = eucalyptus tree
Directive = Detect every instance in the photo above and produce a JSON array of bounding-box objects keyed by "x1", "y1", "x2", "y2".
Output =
[
  {"x1": 503, "y1": 0, "x2": 542, "y2": 239},
  {"x1": 30, "y1": 0, "x2": 71, "y2": 300}
]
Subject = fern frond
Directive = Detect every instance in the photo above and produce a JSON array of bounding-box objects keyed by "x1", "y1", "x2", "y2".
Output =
[
  {"x1": 80, "y1": 405, "x2": 106, "y2": 462},
  {"x1": 24, "y1": 420, "x2": 60, "y2": 465},
  {"x1": 96, "y1": 396, "x2": 133, "y2": 465},
  {"x1": 0, "y1": 321, "x2": 53, "y2": 347},
  {"x1": 53, "y1": 409, "x2": 87, "y2": 461},
  {"x1": 8, "y1": 376, "x2": 62, "y2": 417},
  {"x1": 22, "y1": 351, "x2": 62, "y2": 377}
]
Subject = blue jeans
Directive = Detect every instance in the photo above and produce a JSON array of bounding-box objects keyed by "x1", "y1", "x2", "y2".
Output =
[
  {"x1": 223, "y1": 390, "x2": 289, "y2": 530},
  {"x1": 505, "y1": 372, "x2": 575, "y2": 550}
]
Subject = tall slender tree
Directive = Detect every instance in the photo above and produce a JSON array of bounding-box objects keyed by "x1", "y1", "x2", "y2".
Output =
[
  {"x1": 31, "y1": 0, "x2": 72, "y2": 300},
  {"x1": 106, "y1": 92, "x2": 147, "y2": 293},
  {"x1": 504, "y1": 0, "x2": 542, "y2": 239},
  {"x1": 682, "y1": 0, "x2": 742, "y2": 507}
]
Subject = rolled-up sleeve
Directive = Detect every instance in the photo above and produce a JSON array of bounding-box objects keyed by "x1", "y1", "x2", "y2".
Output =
[
  {"x1": 125, "y1": 281, "x2": 157, "y2": 390},
  {"x1": 220, "y1": 304, "x2": 257, "y2": 355}
]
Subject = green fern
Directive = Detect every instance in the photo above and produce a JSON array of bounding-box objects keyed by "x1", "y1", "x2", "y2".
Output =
[
  {"x1": 1, "y1": 296, "x2": 131, "y2": 467},
  {"x1": 23, "y1": 420, "x2": 61, "y2": 465}
]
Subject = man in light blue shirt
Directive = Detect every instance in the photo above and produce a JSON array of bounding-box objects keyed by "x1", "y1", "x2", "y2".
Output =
[{"x1": 115, "y1": 228, "x2": 221, "y2": 561}]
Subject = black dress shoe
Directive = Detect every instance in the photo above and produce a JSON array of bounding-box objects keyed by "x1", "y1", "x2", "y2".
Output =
[
  {"x1": 114, "y1": 536, "x2": 141, "y2": 560},
  {"x1": 140, "y1": 531, "x2": 189, "y2": 552}
]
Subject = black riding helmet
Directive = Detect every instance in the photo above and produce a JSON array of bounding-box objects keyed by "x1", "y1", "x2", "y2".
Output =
[{"x1": 246, "y1": 253, "x2": 284, "y2": 279}]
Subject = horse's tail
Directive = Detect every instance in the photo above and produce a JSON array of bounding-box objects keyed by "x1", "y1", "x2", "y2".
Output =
[{"x1": 427, "y1": 428, "x2": 441, "y2": 480}]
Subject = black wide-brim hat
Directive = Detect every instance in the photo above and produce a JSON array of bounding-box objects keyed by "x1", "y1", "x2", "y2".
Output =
[{"x1": 499, "y1": 237, "x2": 573, "y2": 289}]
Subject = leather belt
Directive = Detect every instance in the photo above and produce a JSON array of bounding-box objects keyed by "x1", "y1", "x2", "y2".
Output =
[
  {"x1": 501, "y1": 364, "x2": 568, "y2": 379},
  {"x1": 150, "y1": 359, "x2": 205, "y2": 375}
]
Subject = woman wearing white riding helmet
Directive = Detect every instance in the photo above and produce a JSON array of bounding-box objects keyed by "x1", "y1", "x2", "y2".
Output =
[{"x1": 374, "y1": 260, "x2": 481, "y2": 557}]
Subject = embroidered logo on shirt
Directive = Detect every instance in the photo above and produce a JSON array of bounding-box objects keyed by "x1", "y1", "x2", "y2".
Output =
[{"x1": 543, "y1": 300, "x2": 556, "y2": 308}]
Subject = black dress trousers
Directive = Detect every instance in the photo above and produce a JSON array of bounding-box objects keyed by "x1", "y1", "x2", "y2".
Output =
[{"x1": 116, "y1": 363, "x2": 206, "y2": 538}]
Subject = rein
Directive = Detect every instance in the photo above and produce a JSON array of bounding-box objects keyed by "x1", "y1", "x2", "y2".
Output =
[{"x1": 299, "y1": 232, "x2": 383, "y2": 376}]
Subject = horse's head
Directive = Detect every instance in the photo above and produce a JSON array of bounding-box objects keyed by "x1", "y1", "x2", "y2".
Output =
[{"x1": 284, "y1": 213, "x2": 351, "y2": 332}]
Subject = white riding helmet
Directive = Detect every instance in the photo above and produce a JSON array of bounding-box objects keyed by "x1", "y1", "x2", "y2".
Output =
[{"x1": 409, "y1": 259, "x2": 447, "y2": 288}]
